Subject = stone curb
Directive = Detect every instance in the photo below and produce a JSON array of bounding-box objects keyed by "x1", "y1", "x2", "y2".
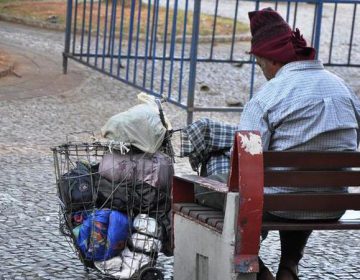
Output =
[{"x1": 0, "y1": 13, "x2": 251, "y2": 44}]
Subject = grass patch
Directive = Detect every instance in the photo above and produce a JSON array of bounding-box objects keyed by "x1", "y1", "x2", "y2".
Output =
[
  {"x1": 0, "y1": 0, "x2": 249, "y2": 37},
  {"x1": 0, "y1": 2, "x2": 67, "y2": 23}
]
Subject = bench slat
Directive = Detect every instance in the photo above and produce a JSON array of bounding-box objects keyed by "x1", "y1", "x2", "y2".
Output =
[
  {"x1": 173, "y1": 203, "x2": 224, "y2": 233},
  {"x1": 216, "y1": 222, "x2": 224, "y2": 231},
  {"x1": 207, "y1": 217, "x2": 224, "y2": 229},
  {"x1": 264, "y1": 193, "x2": 360, "y2": 211},
  {"x1": 173, "y1": 203, "x2": 215, "y2": 215},
  {"x1": 189, "y1": 210, "x2": 222, "y2": 220},
  {"x1": 264, "y1": 151, "x2": 360, "y2": 168},
  {"x1": 264, "y1": 170, "x2": 360, "y2": 187},
  {"x1": 174, "y1": 203, "x2": 223, "y2": 221},
  {"x1": 174, "y1": 203, "x2": 360, "y2": 232},
  {"x1": 174, "y1": 174, "x2": 228, "y2": 193}
]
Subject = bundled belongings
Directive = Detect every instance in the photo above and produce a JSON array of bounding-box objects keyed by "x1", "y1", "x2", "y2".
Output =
[
  {"x1": 52, "y1": 95, "x2": 173, "y2": 279},
  {"x1": 58, "y1": 161, "x2": 97, "y2": 212},
  {"x1": 101, "y1": 104, "x2": 166, "y2": 154},
  {"x1": 97, "y1": 151, "x2": 173, "y2": 215},
  {"x1": 94, "y1": 248, "x2": 151, "y2": 279},
  {"x1": 130, "y1": 233, "x2": 162, "y2": 253},
  {"x1": 76, "y1": 209, "x2": 129, "y2": 261},
  {"x1": 94, "y1": 150, "x2": 174, "y2": 257},
  {"x1": 95, "y1": 177, "x2": 130, "y2": 211},
  {"x1": 133, "y1": 214, "x2": 162, "y2": 238},
  {"x1": 96, "y1": 179, "x2": 165, "y2": 213},
  {"x1": 99, "y1": 151, "x2": 173, "y2": 189},
  {"x1": 53, "y1": 143, "x2": 173, "y2": 279},
  {"x1": 101, "y1": 92, "x2": 173, "y2": 155}
]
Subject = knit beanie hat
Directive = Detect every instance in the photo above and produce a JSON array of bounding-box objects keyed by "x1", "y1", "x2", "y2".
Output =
[{"x1": 248, "y1": 7, "x2": 316, "y2": 63}]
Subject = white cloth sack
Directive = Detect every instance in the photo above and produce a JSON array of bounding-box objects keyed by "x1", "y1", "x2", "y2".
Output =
[
  {"x1": 94, "y1": 247, "x2": 150, "y2": 279},
  {"x1": 133, "y1": 214, "x2": 161, "y2": 238},
  {"x1": 130, "y1": 233, "x2": 162, "y2": 253},
  {"x1": 101, "y1": 103, "x2": 166, "y2": 154}
]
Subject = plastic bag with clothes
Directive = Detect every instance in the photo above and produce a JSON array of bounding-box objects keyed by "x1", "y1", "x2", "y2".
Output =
[
  {"x1": 77, "y1": 209, "x2": 129, "y2": 261},
  {"x1": 94, "y1": 247, "x2": 150, "y2": 278},
  {"x1": 101, "y1": 93, "x2": 171, "y2": 154}
]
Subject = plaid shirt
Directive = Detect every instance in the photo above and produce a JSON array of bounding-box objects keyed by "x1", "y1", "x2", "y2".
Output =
[{"x1": 180, "y1": 118, "x2": 239, "y2": 176}]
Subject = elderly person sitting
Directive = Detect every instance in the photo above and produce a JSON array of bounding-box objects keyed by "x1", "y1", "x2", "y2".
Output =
[{"x1": 181, "y1": 7, "x2": 360, "y2": 280}]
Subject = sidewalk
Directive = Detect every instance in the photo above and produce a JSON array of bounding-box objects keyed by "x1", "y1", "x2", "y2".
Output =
[
  {"x1": 0, "y1": 42, "x2": 85, "y2": 101},
  {"x1": 0, "y1": 20, "x2": 359, "y2": 279}
]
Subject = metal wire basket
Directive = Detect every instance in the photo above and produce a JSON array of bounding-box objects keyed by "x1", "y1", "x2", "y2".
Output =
[{"x1": 52, "y1": 138, "x2": 174, "y2": 280}]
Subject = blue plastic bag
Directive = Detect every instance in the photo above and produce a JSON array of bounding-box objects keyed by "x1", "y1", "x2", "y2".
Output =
[
  {"x1": 105, "y1": 211, "x2": 129, "y2": 259},
  {"x1": 77, "y1": 209, "x2": 129, "y2": 261}
]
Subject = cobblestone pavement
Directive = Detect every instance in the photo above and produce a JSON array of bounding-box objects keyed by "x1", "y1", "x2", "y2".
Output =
[{"x1": 0, "y1": 20, "x2": 359, "y2": 280}]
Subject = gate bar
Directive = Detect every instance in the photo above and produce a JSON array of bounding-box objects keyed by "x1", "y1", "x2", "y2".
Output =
[
  {"x1": 86, "y1": 0, "x2": 94, "y2": 64},
  {"x1": 178, "y1": 0, "x2": 190, "y2": 103},
  {"x1": 63, "y1": 0, "x2": 73, "y2": 74},
  {"x1": 168, "y1": 0, "x2": 179, "y2": 100},
  {"x1": 94, "y1": 0, "x2": 101, "y2": 67},
  {"x1": 133, "y1": 0, "x2": 143, "y2": 83},
  {"x1": 79, "y1": 0, "x2": 87, "y2": 61},
  {"x1": 328, "y1": 3, "x2": 337, "y2": 64},
  {"x1": 101, "y1": 0, "x2": 110, "y2": 71},
  {"x1": 117, "y1": 0, "x2": 125, "y2": 77},
  {"x1": 72, "y1": 0, "x2": 78, "y2": 55},
  {"x1": 109, "y1": 0, "x2": 118, "y2": 75},
  {"x1": 187, "y1": 0, "x2": 201, "y2": 124},
  {"x1": 160, "y1": 0, "x2": 171, "y2": 95},
  {"x1": 313, "y1": 0, "x2": 324, "y2": 58},
  {"x1": 348, "y1": 3, "x2": 357, "y2": 64},
  {"x1": 150, "y1": 0, "x2": 161, "y2": 92}
]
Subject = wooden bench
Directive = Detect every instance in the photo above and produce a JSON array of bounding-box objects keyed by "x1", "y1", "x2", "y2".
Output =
[{"x1": 172, "y1": 131, "x2": 360, "y2": 280}]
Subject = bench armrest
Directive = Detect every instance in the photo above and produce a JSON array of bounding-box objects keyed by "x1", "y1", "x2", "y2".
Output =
[
  {"x1": 173, "y1": 131, "x2": 264, "y2": 274},
  {"x1": 172, "y1": 174, "x2": 228, "y2": 204},
  {"x1": 175, "y1": 174, "x2": 228, "y2": 192}
]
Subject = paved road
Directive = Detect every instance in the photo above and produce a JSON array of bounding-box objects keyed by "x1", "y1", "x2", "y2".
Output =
[{"x1": 0, "y1": 20, "x2": 359, "y2": 279}]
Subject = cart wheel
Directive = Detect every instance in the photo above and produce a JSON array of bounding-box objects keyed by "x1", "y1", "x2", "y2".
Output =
[{"x1": 139, "y1": 267, "x2": 164, "y2": 280}]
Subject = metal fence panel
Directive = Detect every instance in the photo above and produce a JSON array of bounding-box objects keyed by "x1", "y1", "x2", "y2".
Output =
[{"x1": 63, "y1": 0, "x2": 359, "y2": 124}]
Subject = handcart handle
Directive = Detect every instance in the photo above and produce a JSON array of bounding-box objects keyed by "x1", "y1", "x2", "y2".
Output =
[{"x1": 155, "y1": 99, "x2": 168, "y2": 130}]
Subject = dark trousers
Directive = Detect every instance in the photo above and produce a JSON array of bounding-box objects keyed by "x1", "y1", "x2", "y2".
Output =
[
  {"x1": 262, "y1": 212, "x2": 312, "y2": 268},
  {"x1": 279, "y1": 230, "x2": 312, "y2": 268}
]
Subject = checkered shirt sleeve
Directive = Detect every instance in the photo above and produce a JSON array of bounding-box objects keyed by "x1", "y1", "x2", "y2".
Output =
[{"x1": 180, "y1": 118, "x2": 240, "y2": 175}]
